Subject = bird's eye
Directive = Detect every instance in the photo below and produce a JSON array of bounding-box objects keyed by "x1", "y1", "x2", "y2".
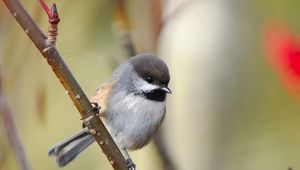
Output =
[{"x1": 145, "y1": 76, "x2": 153, "y2": 83}]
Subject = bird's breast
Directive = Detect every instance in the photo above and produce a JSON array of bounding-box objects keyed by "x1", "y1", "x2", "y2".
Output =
[{"x1": 105, "y1": 91, "x2": 166, "y2": 150}]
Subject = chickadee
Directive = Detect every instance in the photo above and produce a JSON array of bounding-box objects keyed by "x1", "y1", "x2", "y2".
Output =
[{"x1": 48, "y1": 53, "x2": 171, "y2": 168}]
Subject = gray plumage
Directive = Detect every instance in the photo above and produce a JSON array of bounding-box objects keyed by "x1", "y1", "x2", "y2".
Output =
[
  {"x1": 48, "y1": 53, "x2": 171, "y2": 167},
  {"x1": 48, "y1": 127, "x2": 94, "y2": 167}
]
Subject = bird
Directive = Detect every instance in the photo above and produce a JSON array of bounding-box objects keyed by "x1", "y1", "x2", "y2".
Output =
[{"x1": 48, "y1": 53, "x2": 171, "y2": 168}]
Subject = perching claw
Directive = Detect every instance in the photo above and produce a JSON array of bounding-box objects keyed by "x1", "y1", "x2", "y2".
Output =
[{"x1": 126, "y1": 158, "x2": 136, "y2": 170}]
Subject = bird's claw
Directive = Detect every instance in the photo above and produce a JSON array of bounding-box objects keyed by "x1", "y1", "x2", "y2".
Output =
[
  {"x1": 126, "y1": 159, "x2": 136, "y2": 170},
  {"x1": 82, "y1": 102, "x2": 101, "y2": 122},
  {"x1": 90, "y1": 102, "x2": 101, "y2": 115}
]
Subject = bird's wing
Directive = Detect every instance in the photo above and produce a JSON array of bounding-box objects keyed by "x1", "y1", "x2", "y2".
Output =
[{"x1": 89, "y1": 80, "x2": 115, "y2": 118}]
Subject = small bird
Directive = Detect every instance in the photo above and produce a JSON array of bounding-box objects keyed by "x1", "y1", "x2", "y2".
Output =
[{"x1": 48, "y1": 53, "x2": 171, "y2": 168}]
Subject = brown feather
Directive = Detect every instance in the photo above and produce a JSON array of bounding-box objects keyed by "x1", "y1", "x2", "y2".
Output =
[{"x1": 89, "y1": 80, "x2": 115, "y2": 118}]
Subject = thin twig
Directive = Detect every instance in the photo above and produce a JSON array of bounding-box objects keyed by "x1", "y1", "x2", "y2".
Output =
[
  {"x1": 149, "y1": 0, "x2": 163, "y2": 51},
  {"x1": 38, "y1": 0, "x2": 60, "y2": 46},
  {"x1": 113, "y1": 0, "x2": 136, "y2": 57},
  {"x1": 1, "y1": 0, "x2": 127, "y2": 169},
  {"x1": 0, "y1": 68, "x2": 30, "y2": 170},
  {"x1": 0, "y1": 99, "x2": 31, "y2": 170},
  {"x1": 153, "y1": 131, "x2": 176, "y2": 170}
]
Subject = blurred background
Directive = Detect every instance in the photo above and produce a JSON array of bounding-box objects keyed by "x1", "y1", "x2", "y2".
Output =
[{"x1": 0, "y1": 0, "x2": 300, "y2": 170}]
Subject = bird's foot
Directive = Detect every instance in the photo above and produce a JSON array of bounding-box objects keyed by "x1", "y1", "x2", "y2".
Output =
[
  {"x1": 90, "y1": 102, "x2": 101, "y2": 116},
  {"x1": 82, "y1": 102, "x2": 101, "y2": 123},
  {"x1": 91, "y1": 102, "x2": 100, "y2": 112},
  {"x1": 126, "y1": 159, "x2": 136, "y2": 170}
]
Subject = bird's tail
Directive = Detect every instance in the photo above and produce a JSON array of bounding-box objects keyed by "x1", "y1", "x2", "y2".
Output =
[{"x1": 48, "y1": 127, "x2": 95, "y2": 167}]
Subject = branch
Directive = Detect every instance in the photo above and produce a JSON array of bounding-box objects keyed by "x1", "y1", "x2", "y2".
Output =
[
  {"x1": 113, "y1": 0, "x2": 136, "y2": 57},
  {"x1": 0, "y1": 97, "x2": 30, "y2": 170},
  {"x1": 1, "y1": 0, "x2": 127, "y2": 169},
  {"x1": 0, "y1": 67, "x2": 30, "y2": 170},
  {"x1": 153, "y1": 131, "x2": 176, "y2": 170}
]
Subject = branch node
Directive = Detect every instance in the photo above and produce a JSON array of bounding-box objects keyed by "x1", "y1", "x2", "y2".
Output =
[
  {"x1": 75, "y1": 94, "x2": 81, "y2": 100},
  {"x1": 83, "y1": 114, "x2": 95, "y2": 124},
  {"x1": 89, "y1": 129, "x2": 97, "y2": 135},
  {"x1": 39, "y1": 0, "x2": 60, "y2": 46},
  {"x1": 42, "y1": 45, "x2": 54, "y2": 53}
]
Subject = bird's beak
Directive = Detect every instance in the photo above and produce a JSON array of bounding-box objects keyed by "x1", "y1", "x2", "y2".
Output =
[{"x1": 161, "y1": 86, "x2": 172, "y2": 94}]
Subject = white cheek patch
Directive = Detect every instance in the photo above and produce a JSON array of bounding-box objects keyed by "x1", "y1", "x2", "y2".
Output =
[
  {"x1": 140, "y1": 83, "x2": 159, "y2": 92},
  {"x1": 134, "y1": 79, "x2": 159, "y2": 92}
]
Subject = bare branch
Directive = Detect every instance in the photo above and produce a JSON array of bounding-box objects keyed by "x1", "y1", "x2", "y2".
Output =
[
  {"x1": 0, "y1": 68, "x2": 30, "y2": 170},
  {"x1": 153, "y1": 131, "x2": 176, "y2": 170},
  {"x1": 0, "y1": 99, "x2": 31, "y2": 170},
  {"x1": 1, "y1": 0, "x2": 127, "y2": 169},
  {"x1": 113, "y1": 0, "x2": 136, "y2": 57}
]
